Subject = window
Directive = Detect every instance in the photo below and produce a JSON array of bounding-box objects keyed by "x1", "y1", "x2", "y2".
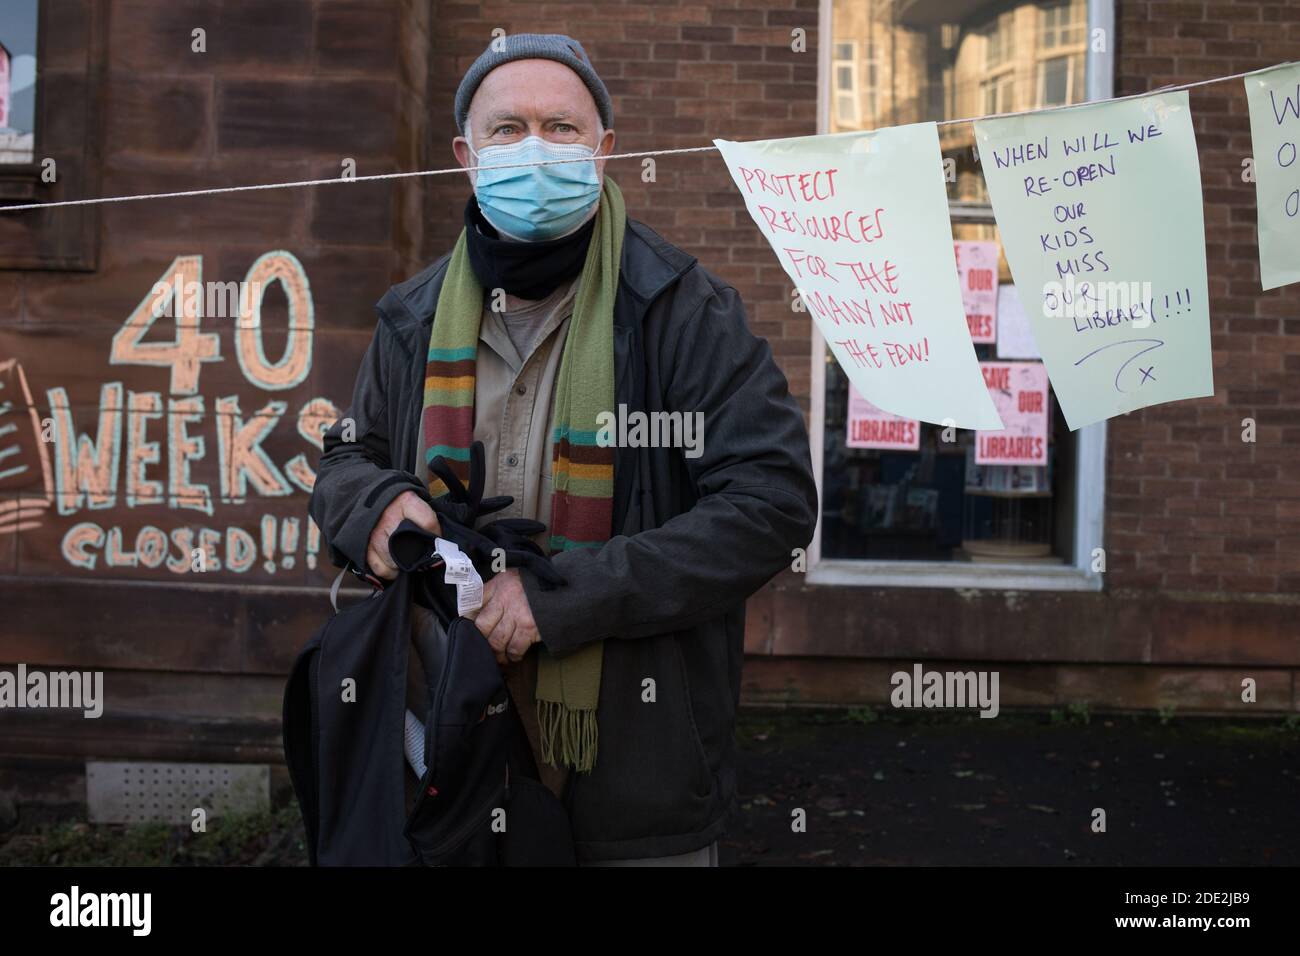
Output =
[
  {"x1": 1038, "y1": 53, "x2": 1084, "y2": 106},
  {"x1": 982, "y1": 73, "x2": 1015, "y2": 115},
  {"x1": 979, "y1": 11, "x2": 1016, "y2": 117},
  {"x1": 983, "y1": 11, "x2": 1015, "y2": 70},
  {"x1": 0, "y1": 0, "x2": 101, "y2": 270},
  {"x1": 0, "y1": 0, "x2": 37, "y2": 164},
  {"x1": 833, "y1": 41, "x2": 860, "y2": 125},
  {"x1": 863, "y1": 39, "x2": 878, "y2": 120},
  {"x1": 1036, "y1": 1, "x2": 1087, "y2": 108},
  {"x1": 1041, "y1": 0, "x2": 1086, "y2": 48},
  {"x1": 820, "y1": 0, "x2": 1111, "y2": 590}
]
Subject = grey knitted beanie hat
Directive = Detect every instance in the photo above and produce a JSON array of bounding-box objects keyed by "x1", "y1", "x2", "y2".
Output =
[{"x1": 454, "y1": 34, "x2": 613, "y2": 135}]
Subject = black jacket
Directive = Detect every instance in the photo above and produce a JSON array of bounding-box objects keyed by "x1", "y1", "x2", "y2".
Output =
[{"x1": 309, "y1": 217, "x2": 819, "y2": 861}]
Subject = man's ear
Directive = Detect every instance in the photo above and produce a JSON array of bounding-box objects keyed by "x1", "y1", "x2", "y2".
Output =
[
  {"x1": 595, "y1": 127, "x2": 616, "y2": 180},
  {"x1": 453, "y1": 134, "x2": 476, "y2": 186},
  {"x1": 452, "y1": 135, "x2": 472, "y2": 169}
]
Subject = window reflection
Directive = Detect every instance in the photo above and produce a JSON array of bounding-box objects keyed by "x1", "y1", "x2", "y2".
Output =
[
  {"x1": 830, "y1": 0, "x2": 1090, "y2": 201},
  {"x1": 822, "y1": 0, "x2": 1093, "y2": 566},
  {"x1": 0, "y1": 0, "x2": 39, "y2": 164}
]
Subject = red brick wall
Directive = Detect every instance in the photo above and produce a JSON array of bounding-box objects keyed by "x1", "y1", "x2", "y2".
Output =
[
  {"x1": 0, "y1": 0, "x2": 440, "y2": 794},
  {"x1": 2, "y1": 0, "x2": 424, "y2": 594},
  {"x1": 1107, "y1": 1, "x2": 1300, "y2": 596}
]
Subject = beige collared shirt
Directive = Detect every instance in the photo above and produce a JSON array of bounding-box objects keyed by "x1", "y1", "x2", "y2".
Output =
[{"x1": 415, "y1": 278, "x2": 577, "y2": 535}]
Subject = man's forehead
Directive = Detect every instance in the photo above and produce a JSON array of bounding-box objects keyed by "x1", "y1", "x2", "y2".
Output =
[{"x1": 468, "y1": 59, "x2": 600, "y2": 125}]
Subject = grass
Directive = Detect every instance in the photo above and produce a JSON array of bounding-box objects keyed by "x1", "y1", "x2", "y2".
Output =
[{"x1": 0, "y1": 805, "x2": 308, "y2": 867}]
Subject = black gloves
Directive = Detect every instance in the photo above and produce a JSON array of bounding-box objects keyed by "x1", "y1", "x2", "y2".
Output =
[
  {"x1": 426, "y1": 442, "x2": 513, "y2": 527},
  {"x1": 423, "y1": 441, "x2": 567, "y2": 590}
]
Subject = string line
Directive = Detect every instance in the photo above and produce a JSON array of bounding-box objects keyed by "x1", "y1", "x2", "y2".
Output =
[{"x1": 0, "y1": 63, "x2": 1285, "y2": 214}]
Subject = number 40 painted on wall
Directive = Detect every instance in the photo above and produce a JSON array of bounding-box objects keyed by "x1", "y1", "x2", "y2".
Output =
[{"x1": 110, "y1": 250, "x2": 314, "y2": 394}]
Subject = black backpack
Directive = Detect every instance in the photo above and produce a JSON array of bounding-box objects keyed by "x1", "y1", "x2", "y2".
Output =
[{"x1": 283, "y1": 459, "x2": 576, "y2": 866}]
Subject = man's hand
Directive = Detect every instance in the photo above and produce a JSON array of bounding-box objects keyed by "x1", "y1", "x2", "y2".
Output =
[
  {"x1": 366, "y1": 490, "x2": 441, "y2": 579},
  {"x1": 474, "y1": 569, "x2": 540, "y2": 665}
]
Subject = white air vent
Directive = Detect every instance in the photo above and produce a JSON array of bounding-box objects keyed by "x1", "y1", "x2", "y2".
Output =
[{"x1": 86, "y1": 761, "x2": 269, "y2": 824}]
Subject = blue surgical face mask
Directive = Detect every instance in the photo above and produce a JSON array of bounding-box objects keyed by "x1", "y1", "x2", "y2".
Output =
[{"x1": 469, "y1": 134, "x2": 602, "y2": 242}]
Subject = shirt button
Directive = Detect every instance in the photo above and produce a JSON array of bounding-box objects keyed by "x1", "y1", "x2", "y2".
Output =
[
  {"x1": 506, "y1": 454, "x2": 519, "y2": 467},
  {"x1": 515, "y1": 383, "x2": 527, "y2": 395}
]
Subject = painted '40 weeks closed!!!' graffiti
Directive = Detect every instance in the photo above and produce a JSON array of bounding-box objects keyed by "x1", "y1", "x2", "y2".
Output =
[{"x1": 0, "y1": 251, "x2": 342, "y2": 580}]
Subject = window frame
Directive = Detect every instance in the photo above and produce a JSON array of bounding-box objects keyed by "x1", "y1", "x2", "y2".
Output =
[
  {"x1": 832, "y1": 40, "x2": 860, "y2": 126},
  {"x1": 979, "y1": 12, "x2": 1017, "y2": 115},
  {"x1": 1037, "y1": 52, "x2": 1085, "y2": 108},
  {"x1": 1036, "y1": 1, "x2": 1088, "y2": 109},
  {"x1": 0, "y1": 0, "x2": 103, "y2": 271},
  {"x1": 810, "y1": 0, "x2": 1114, "y2": 592}
]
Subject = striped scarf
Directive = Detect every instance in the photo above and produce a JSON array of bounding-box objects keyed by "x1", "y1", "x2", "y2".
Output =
[{"x1": 421, "y1": 176, "x2": 625, "y2": 772}]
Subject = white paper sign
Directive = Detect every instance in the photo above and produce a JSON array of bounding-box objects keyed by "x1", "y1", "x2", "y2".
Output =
[
  {"x1": 1245, "y1": 62, "x2": 1300, "y2": 289},
  {"x1": 976, "y1": 92, "x2": 1214, "y2": 430},
  {"x1": 715, "y1": 125, "x2": 1002, "y2": 430}
]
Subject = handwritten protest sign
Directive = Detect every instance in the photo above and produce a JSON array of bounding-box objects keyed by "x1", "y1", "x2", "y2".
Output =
[
  {"x1": 715, "y1": 125, "x2": 1002, "y2": 430},
  {"x1": 1245, "y1": 62, "x2": 1300, "y2": 290},
  {"x1": 975, "y1": 362, "x2": 1049, "y2": 466},
  {"x1": 0, "y1": 252, "x2": 337, "y2": 580},
  {"x1": 974, "y1": 92, "x2": 1212, "y2": 430},
  {"x1": 955, "y1": 240, "x2": 999, "y2": 343},
  {"x1": 846, "y1": 385, "x2": 920, "y2": 450}
]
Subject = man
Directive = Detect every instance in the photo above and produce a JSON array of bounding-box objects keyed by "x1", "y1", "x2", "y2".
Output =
[{"x1": 309, "y1": 33, "x2": 818, "y2": 866}]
